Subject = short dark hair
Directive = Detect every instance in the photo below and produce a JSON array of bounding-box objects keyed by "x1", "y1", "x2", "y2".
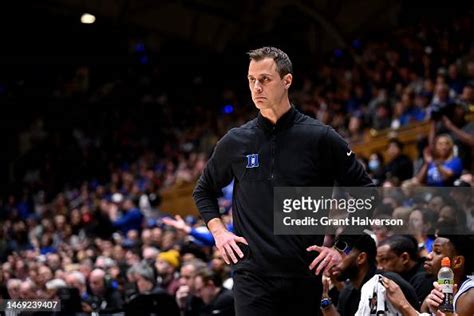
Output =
[
  {"x1": 195, "y1": 268, "x2": 222, "y2": 288},
  {"x1": 436, "y1": 234, "x2": 474, "y2": 275},
  {"x1": 379, "y1": 235, "x2": 418, "y2": 261},
  {"x1": 340, "y1": 234, "x2": 377, "y2": 266},
  {"x1": 247, "y1": 46, "x2": 293, "y2": 78}
]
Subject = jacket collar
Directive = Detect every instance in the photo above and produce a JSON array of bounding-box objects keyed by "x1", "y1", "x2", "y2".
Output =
[{"x1": 256, "y1": 105, "x2": 297, "y2": 133}]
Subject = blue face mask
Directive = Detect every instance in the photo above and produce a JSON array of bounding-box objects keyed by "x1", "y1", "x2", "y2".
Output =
[{"x1": 368, "y1": 159, "x2": 380, "y2": 171}]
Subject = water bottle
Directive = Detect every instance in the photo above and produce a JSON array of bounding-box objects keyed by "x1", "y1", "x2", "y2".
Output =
[{"x1": 437, "y1": 257, "x2": 454, "y2": 314}]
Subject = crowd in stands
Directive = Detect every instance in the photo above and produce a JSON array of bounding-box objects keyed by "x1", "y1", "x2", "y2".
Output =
[{"x1": 1, "y1": 14, "x2": 474, "y2": 315}]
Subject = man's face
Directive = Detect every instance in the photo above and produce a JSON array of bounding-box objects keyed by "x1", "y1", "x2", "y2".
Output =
[
  {"x1": 89, "y1": 274, "x2": 105, "y2": 296},
  {"x1": 194, "y1": 276, "x2": 214, "y2": 305},
  {"x1": 247, "y1": 58, "x2": 291, "y2": 111},
  {"x1": 424, "y1": 237, "x2": 455, "y2": 276},
  {"x1": 7, "y1": 283, "x2": 20, "y2": 299},
  {"x1": 387, "y1": 143, "x2": 401, "y2": 159},
  {"x1": 331, "y1": 250, "x2": 359, "y2": 282},
  {"x1": 155, "y1": 259, "x2": 173, "y2": 276},
  {"x1": 179, "y1": 265, "x2": 196, "y2": 289},
  {"x1": 376, "y1": 245, "x2": 404, "y2": 273},
  {"x1": 136, "y1": 275, "x2": 153, "y2": 294}
]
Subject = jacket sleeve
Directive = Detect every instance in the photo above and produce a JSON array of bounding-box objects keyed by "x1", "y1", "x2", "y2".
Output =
[
  {"x1": 193, "y1": 132, "x2": 234, "y2": 224},
  {"x1": 325, "y1": 126, "x2": 374, "y2": 187},
  {"x1": 189, "y1": 227, "x2": 215, "y2": 246}
]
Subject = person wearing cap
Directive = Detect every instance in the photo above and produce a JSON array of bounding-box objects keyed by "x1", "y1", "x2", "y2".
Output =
[
  {"x1": 320, "y1": 234, "x2": 419, "y2": 316},
  {"x1": 193, "y1": 46, "x2": 374, "y2": 315},
  {"x1": 155, "y1": 249, "x2": 181, "y2": 296}
]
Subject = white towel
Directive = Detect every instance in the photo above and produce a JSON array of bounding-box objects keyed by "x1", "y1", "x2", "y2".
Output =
[{"x1": 355, "y1": 274, "x2": 401, "y2": 316}]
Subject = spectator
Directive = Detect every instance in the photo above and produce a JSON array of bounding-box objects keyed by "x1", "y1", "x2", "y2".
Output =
[
  {"x1": 134, "y1": 262, "x2": 163, "y2": 294},
  {"x1": 110, "y1": 198, "x2": 144, "y2": 235},
  {"x1": 176, "y1": 259, "x2": 207, "y2": 314},
  {"x1": 65, "y1": 271, "x2": 88, "y2": 300},
  {"x1": 193, "y1": 268, "x2": 235, "y2": 316},
  {"x1": 45, "y1": 278, "x2": 67, "y2": 299},
  {"x1": 86, "y1": 268, "x2": 124, "y2": 313},
  {"x1": 155, "y1": 249, "x2": 181, "y2": 296},
  {"x1": 376, "y1": 235, "x2": 434, "y2": 305},
  {"x1": 408, "y1": 208, "x2": 436, "y2": 255},
  {"x1": 384, "y1": 139, "x2": 414, "y2": 183},
  {"x1": 322, "y1": 234, "x2": 418, "y2": 315},
  {"x1": 7, "y1": 279, "x2": 21, "y2": 299},
  {"x1": 416, "y1": 134, "x2": 463, "y2": 186}
]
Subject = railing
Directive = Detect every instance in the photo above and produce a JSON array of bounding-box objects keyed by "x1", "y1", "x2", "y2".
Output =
[{"x1": 352, "y1": 120, "x2": 432, "y2": 161}]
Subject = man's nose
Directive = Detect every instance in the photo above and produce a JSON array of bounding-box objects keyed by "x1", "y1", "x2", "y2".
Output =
[{"x1": 253, "y1": 81, "x2": 263, "y2": 93}]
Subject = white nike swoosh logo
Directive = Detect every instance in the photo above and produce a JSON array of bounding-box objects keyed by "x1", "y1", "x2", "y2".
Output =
[{"x1": 346, "y1": 151, "x2": 352, "y2": 156}]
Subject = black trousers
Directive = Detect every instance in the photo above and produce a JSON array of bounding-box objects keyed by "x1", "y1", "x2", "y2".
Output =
[{"x1": 233, "y1": 271, "x2": 323, "y2": 316}]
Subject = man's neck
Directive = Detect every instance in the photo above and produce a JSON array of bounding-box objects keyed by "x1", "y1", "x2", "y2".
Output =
[
  {"x1": 352, "y1": 264, "x2": 370, "y2": 290},
  {"x1": 260, "y1": 101, "x2": 291, "y2": 124},
  {"x1": 406, "y1": 260, "x2": 417, "y2": 272}
]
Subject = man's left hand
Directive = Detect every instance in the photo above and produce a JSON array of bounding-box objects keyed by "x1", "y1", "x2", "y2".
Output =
[{"x1": 307, "y1": 245, "x2": 342, "y2": 275}]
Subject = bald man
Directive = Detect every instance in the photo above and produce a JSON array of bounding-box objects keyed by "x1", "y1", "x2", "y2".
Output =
[{"x1": 87, "y1": 268, "x2": 123, "y2": 313}]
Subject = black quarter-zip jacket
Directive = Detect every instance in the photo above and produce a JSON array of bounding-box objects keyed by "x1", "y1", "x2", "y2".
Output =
[{"x1": 193, "y1": 106, "x2": 374, "y2": 277}]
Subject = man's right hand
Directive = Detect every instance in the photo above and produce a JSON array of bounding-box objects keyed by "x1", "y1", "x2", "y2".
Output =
[
  {"x1": 425, "y1": 281, "x2": 458, "y2": 314},
  {"x1": 176, "y1": 285, "x2": 190, "y2": 309},
  {"x1": 213, "y1": 229, "x2": 248, "y2": 264}
]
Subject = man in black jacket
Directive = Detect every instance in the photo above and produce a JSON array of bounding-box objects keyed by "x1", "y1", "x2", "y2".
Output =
[
  {"x1": 321, "y1": 234, "x2": 419, "y2": 316},
  {"x1": 193, "y1": 46, "x2": 374, "y2": 315},
  {"x1": 376, "y1": 235, "x2": 434, "y2": 306},
  {"x1": 193, "y1": 268, "x2": 234, "y2": 316}
]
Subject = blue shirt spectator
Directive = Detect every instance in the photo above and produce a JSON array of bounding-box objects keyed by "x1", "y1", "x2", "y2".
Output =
[{"x1": 426, "y1": 157, "x2": 463, "y2": 186}]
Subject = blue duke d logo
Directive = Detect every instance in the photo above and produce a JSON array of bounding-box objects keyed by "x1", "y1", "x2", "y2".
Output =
[{"x1": 246, "y1": 154, "x2": 259, "y2": 168}]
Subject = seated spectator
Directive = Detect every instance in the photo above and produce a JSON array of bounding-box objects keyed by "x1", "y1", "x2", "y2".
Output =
[
  {"x1": 408, "y1": 208, "x2": 437, "y2": 255},
  {"x1": 384, "y1": 139, "x2": 414, "y2": 183},
  {"x1": 437, "y1": 204, "x2": 467, "y2": 233},
  {"x1": 109, "y1": 198, "x2": 144, "y2": 235},
  {"x1": 366, "y1": 152, "x2": 385, "y2": 185},
  {"x1": 193, "y1": 268, "x2": 235, "y2": 316},
  {"x1": 376, "y1": 235, "x2": 434, "y2": 305},
  {"x1": 86, "y1": 268, "x2": 124, "y2": 313},
  {"x1": 210, "y1": 249, "x2": 233, "y2": 290},
  {"x1": 321, "y1": 234, "x2": 419, "y2": 316},
  {"x1": 65, "y1": 271, "x2": 88, "y2": 301},
  {"x1": 383, "y1": 235, "x2": 474, "y2": 315},
  {"x1": 416, "y1": 134, "x2": 463, "y2": 186},
  {"x1": 422, "y1": 235, "x2": 474, "y2": 315},
  {"x1": 7, "y1": 279, "x2": 21, "y2": 299},
  {"x1": 398, "y1": 91, "x2": 426, "y2": 126},
  {"x1": 176, "y1": 259, "x2": 207, "y2": 314},
  {"x1": 45, "y1": 278, "x2": 67, "y2": 299},
  {"x1": 155, "y1": 249, "x2": 181, "y2": 296},
  {"x1": 134, "y1": 262, "x2": 163, "y2": 295}
]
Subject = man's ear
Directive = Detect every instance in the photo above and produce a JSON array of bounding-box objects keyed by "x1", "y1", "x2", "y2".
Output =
[
  {"x1": 400, "y1": 252, "x2": 410, "y2": 266},
  {"x1": 357, "y1": 252, "x2": 367, "y2": 266},
  {"x1": 283, "y1": 74, "x2": 292, "y2": 89},
  {"x1": 452, "y1": 255, "x2": 464, "y2": 271}
]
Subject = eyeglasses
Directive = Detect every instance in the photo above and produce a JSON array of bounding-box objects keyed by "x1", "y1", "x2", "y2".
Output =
[{"x1": 334, "y1": 240, "x2": 352, "y2": 255}]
